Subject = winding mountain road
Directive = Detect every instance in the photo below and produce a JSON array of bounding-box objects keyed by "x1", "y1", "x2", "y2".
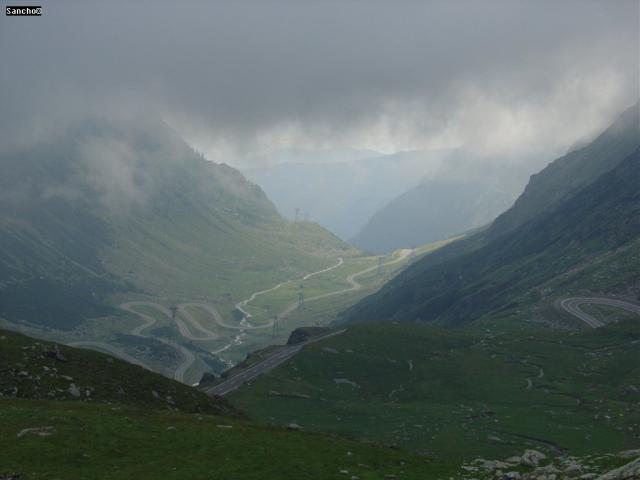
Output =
[
  {"x1": 202, "y1": 329, "x2": 346, "y2": 396},
  {"x1": 235, "y1": 257, "x2": 345, "y2": 321},
  {"x1": 71, "y1": 252, "x2": 411, "y2": 384},
  {"x1": 69, "y1": 303, "x2": 195, "y2": 382},
  {"x1": 178, "y1": 303, "x2": 247, "y2": 333},
  {"x1": 73, "y1": 257, "x2": 351, "y2": 382},
  {"x1": 559, "y1": 297, "x2": 640, "y2": 328},
  {"x1": 279, "y1": 249, "x2": 413, "y2": 320},
  {"x1": 120, "y1": 302, "x2": 196, "y2": 383},
  {"x1": 202, "y1": 251, "x2": 414, "y2": 394},
  {"x1": 208, "y1": 257, "x2": 346, "y2": 359}
]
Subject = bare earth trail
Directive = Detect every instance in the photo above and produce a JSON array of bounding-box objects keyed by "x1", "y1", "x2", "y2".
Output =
[
  {"x1": 524, "y1": 362, "x2": 545, "y2": 391},
  {"x1": 559, "y1": 297, "x2": 640, "y2": 328}
]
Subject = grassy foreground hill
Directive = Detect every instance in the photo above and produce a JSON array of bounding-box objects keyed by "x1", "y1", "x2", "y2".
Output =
[
  {"x1": 0, "y1": 398, "x2": 453, "y2": 480},
  {"x1": 230, "y1": 320, "x2": 640, "y2": 463},
  {"x1": 0, "y1": 328, "x2": 453, "y2": 479},
  {"x1": 3, "y1": 322, "x2": 637, "y2": 479}
]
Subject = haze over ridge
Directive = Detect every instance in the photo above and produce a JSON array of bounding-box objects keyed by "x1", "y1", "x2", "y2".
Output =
[{"x1": 1, "y1": 0, "x2": 637, "y2": 175}]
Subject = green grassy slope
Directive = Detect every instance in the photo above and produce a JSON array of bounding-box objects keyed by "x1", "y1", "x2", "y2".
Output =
[
  {"x1": 345, "y1": 106, "x2": 640, "y2": 325},
  {"x1": 0, "y1": 329, "x2": 454, "y2": 479},
  {"x1": 0, "y1": 116, "x2": 354, "y2": 330},
  {"x1": 0, "y1": 398, "x2": 454, "y2": 480},
  {"x1": 0, "y1": 328, "x2": 236, "y2": 416},
  {"x1": 228, "y1": 239, "x2": 454, "y2": 359},
  {"x1": 230, "y1": 320, "x2": 640, "y2": 462}
]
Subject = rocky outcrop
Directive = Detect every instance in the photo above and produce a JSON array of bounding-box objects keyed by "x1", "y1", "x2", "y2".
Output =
[
  {"x1": 197, "y1": 372, "x2": 219, "y2": 388},
  {"x1": 520, "y1": 450, "x2": 547, "y2": 468},
  {"x1": 460, "y1": 450, "x2": 640, "y2": 480},
  {"x1": 596, "y1": 457, "x2": 640, "y2": 480},
  {"x1": 287, "y1": 327, "x2": 329, "y2": 345}
]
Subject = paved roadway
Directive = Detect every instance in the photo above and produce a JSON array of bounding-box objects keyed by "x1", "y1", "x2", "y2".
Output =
[
  {"x1": 559, "y1": 297, "x2": 640, "y2": 328},
  {"x1": 202, "y1": 329, "x2": 346, "y2": 396},
  {"x1": 211, "y1": 257, "x2": 346, "y2": 357},
  {"x1": 67, "y1": 257, "x2": 349, "y2": 383},
  {"x1": 120, "y1": 302, "x2": 197, "y2": 383},
  {"x1": 234, "y1": 257, "x2": 345, "y2": 321},
  {"x1": 278, "y1": 249, "x2": 413, "y2": 320}
]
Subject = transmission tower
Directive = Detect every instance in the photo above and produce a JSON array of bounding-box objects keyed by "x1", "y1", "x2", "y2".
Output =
[
  {"x1": 298, "y1": 284, "x2": 305, "y2": 309},
  {"x1": 377, "y1": 257, "x2": 384, "y2": 276},
  {"x1": 272, "y1": 315, "x2": 279, "y2": 338},
  {"x1": 294, "y1": 207, "x2": 300, "y2": 222}
]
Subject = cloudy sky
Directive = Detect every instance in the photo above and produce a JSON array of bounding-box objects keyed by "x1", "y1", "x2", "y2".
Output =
[{"x1": 1, "y1": 0, "x2": 638, "y2": 169}]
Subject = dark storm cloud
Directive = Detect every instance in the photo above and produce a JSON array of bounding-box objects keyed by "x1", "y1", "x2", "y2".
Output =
[{"x1": 1, "y1": 0, "x2": 638, "y2": 164}]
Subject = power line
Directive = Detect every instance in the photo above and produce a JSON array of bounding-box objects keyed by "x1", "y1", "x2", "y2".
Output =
[
  {"x1": 377, "y1": 257, "x2": 384, "y2": 275},
  {"x1": 298, "y1": 284, "x2": 305, "y2": 309}
]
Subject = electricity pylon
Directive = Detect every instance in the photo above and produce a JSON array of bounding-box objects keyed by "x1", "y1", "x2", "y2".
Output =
[{"x1": 298, "y1": 284, "x2": 305, "y2": 309}]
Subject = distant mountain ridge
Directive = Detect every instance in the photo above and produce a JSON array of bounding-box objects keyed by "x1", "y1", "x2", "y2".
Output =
[
  {"x1": 352, "y1": 173, "x2": 521, "y2": 254},
  {"x1": 243, "y1": 150, "x2": 449, "y2": 239},
  {"x1": 345, "y1": 103, "x2": 640, "y2": 324}
]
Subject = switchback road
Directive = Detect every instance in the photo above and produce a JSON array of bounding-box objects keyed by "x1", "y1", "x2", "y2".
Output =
[
  {"x1": 120, "y1": 302, "x2": 196, "y2": 383},
  {"x1": 559, "y1": 297, "x2": 640, "y2": 328},
  {"x1": 70, "y1": 257, "x2": 349, "y2": 383}
]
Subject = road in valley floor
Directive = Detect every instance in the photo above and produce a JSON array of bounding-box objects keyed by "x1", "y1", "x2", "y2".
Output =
[
  {"x1": 67, "y1": 257, "x2": 350, "y2": 383},
  {"x1": 278, "y1": 249, "x2": 413, "y2": 319},
  {"x1": 203, "y1": 249, "x2": 415, "y2": 396}
]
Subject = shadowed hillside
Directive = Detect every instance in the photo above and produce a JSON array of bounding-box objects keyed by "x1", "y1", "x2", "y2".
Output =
[{"x1": 345, "y1": 104, "x2": 640, "y2": 324}]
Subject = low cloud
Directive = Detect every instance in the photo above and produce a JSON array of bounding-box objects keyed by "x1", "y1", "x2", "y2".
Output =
[
  {"x1": 0, "y1": 0, "x2": 637, "y2": 171},
  {"x1": 75, "y1": 136, "x2": 149, "y2": 210}
]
